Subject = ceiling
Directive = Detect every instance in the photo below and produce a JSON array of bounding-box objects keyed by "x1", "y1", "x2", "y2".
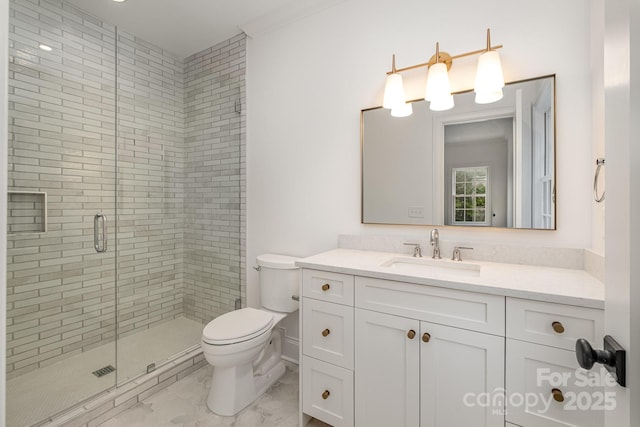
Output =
[
  {"x1": 63, "y1": 0, "x2": 313, "y2": 58},
  {"x1": 445, "y1": 117, "x2": 513, "y2": 145}
]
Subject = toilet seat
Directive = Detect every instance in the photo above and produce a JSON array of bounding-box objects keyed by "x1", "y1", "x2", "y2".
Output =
[{"x1": 202, "y1": 308, "x2": 274, "y2": 345}]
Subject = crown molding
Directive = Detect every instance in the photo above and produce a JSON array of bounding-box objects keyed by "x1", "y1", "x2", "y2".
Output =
[{"x1": 240, "y1": 0, "x2": 347, "y2": 39}]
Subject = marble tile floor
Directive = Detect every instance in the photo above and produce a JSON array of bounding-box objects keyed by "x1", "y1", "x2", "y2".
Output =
[
  {"x1": 100, "y1": 362, "x2": 330, "y2": 427},
  {"x1": 7, "y1": 317, "x2": 203, "y2": 427}
]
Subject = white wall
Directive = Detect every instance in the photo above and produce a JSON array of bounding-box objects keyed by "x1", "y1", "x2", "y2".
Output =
[
  {"x1": 246, "y1": 0, "x2": 592, "y2": 306},
  {"x1": 590, "y1": 0, "x2": 605, "y2": 256}
]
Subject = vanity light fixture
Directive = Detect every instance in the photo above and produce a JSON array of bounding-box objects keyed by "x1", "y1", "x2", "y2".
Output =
[
  {"x1": 391, "y1": 101, "x2": 413, "y2": 117},
  {"x1": 382, "y1": 54, "x2": 407, "y2": 111},
  {"x1": 474, "y1": 29, "x2": 505, "y2": 103},
  {"x1": 383, "y1": 29, "x2": 504, "y2": 114},
  {"x1": 424, "y1": 42, "x2": 454, "y2": 111}
]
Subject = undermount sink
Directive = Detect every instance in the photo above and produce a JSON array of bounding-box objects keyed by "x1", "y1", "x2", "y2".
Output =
[{"x1": 380, "y1": 256, "x2": 481, "y2": 276}]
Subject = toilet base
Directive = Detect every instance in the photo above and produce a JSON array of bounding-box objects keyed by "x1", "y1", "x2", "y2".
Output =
[
  {"x1": 206, "y1": 359, "x2": 286, "y2": 416},
  {"x1": 206, "y1": 329, "x2": 287, "y2": 416}
]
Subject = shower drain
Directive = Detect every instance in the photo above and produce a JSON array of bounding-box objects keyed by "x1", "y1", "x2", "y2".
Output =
[{"x1": 92, "y1": 365, "x2": 116, "y2": 378}]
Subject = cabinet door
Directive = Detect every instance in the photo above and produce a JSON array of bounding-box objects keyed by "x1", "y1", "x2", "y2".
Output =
[
  {"x1": 302, "y1": 356, "x2": 354, "y2": 427},
  {"x1": 302, "y1": 297, "x2": 354, "y2": 369},
  {"x1": 355, "y1": 309, "x2": 420, "y2": 427},
  {"x1": 506, "y1": 339, "x2": 605, "y2": 427},
  {"x1": 420, "y1": 322, "x2": 505, "y2": 427}
]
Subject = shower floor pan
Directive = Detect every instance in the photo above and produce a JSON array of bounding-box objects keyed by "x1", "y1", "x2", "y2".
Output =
[{"x1": 7, "y1": 317, "x2": 203, "y2": 427}]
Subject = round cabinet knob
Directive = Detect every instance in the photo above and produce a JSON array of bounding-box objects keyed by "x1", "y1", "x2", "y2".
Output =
[
  {"x1": 322, "y1": 390, "x2": 330, "y2": 400},
  {"x1": 321, "y1": 283, "x2": 330, "y2": 291},
  {"x1": 422, "y1": 332, "x2": 431, "y2": 343},
  {"x1": 407, "y1": 329, "x2": 416, "y2": 339},
  {"x1": 551, "y1": 388, "x2": 565, "y2": 403},
  {"x1": 322, "y1": 328, "x2": 331, "y2": 337},
  {"x1": 552, "y1": 321, "x2": 565, "y2": 334}
]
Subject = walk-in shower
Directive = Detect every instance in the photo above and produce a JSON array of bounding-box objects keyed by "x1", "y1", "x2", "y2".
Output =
[{"x1": 5, "y1": 1, "x2": 245, "y2": 425}]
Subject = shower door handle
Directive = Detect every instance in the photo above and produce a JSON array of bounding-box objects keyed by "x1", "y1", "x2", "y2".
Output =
[{"x1": 94, "y1": 212, "x2": 108, "y2": 253}]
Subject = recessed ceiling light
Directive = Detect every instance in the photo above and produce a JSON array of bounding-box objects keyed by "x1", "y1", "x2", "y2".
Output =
[
  {"x1": 113, "y1": 0, "x2": 127, "y2": 2},
  {"x1": 38, "y1": 44, "x2": 53, "y2": 51}
]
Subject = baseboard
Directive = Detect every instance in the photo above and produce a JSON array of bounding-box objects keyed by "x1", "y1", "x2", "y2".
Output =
[{"x1": 281, "y1": 333, "x2": 299, "y2": 364}]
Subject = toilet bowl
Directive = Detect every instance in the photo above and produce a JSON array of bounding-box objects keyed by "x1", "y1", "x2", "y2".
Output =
[{"x1": 201, "y1": 254, "x2": 299, "y2": 416}]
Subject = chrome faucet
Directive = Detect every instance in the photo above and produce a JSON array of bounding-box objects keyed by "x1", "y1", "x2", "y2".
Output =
[
  {"x1": 430, "y1": 229, "x2": 441, "y2": 259},
  {"x1": 403, "y1": 242, "x2": 422, "y2": 258}
]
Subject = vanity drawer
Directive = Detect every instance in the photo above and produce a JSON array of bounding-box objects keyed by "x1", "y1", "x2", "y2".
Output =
[
  {"x1": 302, "y1": 298, "x2": 354, "y2": 369},
  {"x1": 506, "y1": 339, "x2": 604, "y2": 427},
  {"x1": 355, "y1": 276, "x2": 505, "y2": 335},
  {"x1": 506, "y1": 298, "x2": 603, "y2": 351},
  {"x1": 302, "y1": 355, "x2": 354, "y2": 427},
  {"x1": 303, "y1": 269, "x2": 355, "y2": 306}
]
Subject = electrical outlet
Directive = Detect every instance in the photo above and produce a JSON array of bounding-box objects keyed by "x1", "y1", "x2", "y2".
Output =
[{"x1": 408, "y1": 207, "x2": 425, "y2": 218}]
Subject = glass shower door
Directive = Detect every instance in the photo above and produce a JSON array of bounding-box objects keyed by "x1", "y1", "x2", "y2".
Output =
[
  {"x1": 6, "y1": 1, "x2": 117, "y2": 425},
  {"x1": 113, "y1": 39, "x2": 245, "y2": 382}
]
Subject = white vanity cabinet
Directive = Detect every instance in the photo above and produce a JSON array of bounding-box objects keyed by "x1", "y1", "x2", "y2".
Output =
[
  {"x1": 505, "y1": 298, "x2": 605, "y2": 427},
  {"x1": 299, "y1": 265, "x2": 604, "y2": 427},
  {"x1": 354, "y1": 277, "x2": 505, "y2": 427}
]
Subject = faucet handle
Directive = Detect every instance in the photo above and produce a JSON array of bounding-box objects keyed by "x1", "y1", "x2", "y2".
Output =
[
  {"x1": 452, "y1": 246, "x2": 473, "y2": 261},
  {"x1": 403, "y1": 242, "x2": 422, "y2": 258}
]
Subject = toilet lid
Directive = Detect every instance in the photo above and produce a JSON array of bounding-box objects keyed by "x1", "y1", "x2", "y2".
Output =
[{"x1": 202, "y1": 307, "x2": 274, "y2": 345}]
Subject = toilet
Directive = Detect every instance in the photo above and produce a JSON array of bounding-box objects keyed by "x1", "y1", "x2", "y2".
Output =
[{"x1": 201, "y1": 253, "x2": 299, "y2": 416}]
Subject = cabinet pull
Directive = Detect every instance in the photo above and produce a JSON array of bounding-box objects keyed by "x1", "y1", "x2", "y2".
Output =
[
  {"x1": 321, "y1": 283, "x2": 330, "y2": 291},
  {"x1": 552, "y1": 321, "x2": 565, "y2": 334},
  {"x1": 322, "y1": 328, "x2": 331, "y2": 337},
  {"x1": 422, "y1": 332, "x2": 431, "y2": 343},
  {"x1": 322, "y1": 390, "x2": 330, "y2": 400},
  {"x1": 551, "y1": 388, "x2": 565, "y2": 403},
  {"x1": 407, "y1": 329, "x2": 416, "y2": 339}
]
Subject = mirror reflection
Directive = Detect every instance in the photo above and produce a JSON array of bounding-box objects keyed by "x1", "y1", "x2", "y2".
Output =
[{"x1": 361, "y1": 75, "x2": 555, "y2": 229}]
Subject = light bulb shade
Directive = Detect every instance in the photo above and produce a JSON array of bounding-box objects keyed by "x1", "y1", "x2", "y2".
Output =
[
  {"x1": 383, "y1": 73, "x2": 406, "y2": 110},
  {"x1": 429, "y1": 94, "x2": 454, "y2": 111},
  {"x1": 391, "y1": 102, "x2": 413, "y2": 117},
  {"x1": 424, "y1": 62, "x2": 452, "y2": 102},
  {"x1": 474, "y1": 50, "x2": 505, "y2": 101},
  {"x1": 475, "y1": 90, "x2": 504, "y2": 104}
]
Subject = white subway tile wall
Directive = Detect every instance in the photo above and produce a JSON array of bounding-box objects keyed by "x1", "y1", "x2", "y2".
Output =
[
  {"x1": 6, "y1": 0, "x2": 246, "y2": 379},
  {"x1": 183, "y1": 34, "x2": 245, "y2": 323},
  {"x1": 7, "y1": 0, "x2": 118, "y2": 379},
  {"x1": 114, "y1": 28, "x2": 185, "y2": 340}
]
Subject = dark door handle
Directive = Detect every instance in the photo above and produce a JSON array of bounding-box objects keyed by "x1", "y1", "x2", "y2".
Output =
[{"x1": 575, "y1": 335, "x2": 626, "y2": 387}]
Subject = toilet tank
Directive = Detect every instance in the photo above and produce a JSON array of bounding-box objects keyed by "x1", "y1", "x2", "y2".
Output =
[{"x1": 257, "y1": 254, "x2": 300, "y2": 313}]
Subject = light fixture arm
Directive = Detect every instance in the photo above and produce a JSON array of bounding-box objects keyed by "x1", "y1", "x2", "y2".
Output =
[
  {"x1": 486, "y1": 28, "x2": 491, "y2": 51},
  {"x1": 385, "y1": 28, "x2": 503, "y2": 75}
]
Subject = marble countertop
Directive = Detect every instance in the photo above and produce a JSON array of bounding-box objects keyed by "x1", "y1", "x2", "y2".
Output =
[{"x1": 296, "y1": 248, "x2": 604, "y2": 309}]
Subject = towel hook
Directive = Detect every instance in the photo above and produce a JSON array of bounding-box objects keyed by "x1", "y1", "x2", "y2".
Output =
[{"x1": 594, "y1": 158, "x2": 605, "y2": 203}]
